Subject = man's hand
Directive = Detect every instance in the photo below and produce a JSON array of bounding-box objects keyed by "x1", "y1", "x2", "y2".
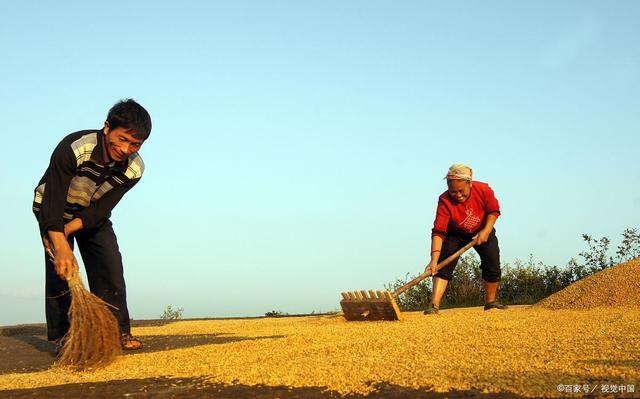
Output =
[
  {"x1": 42, "y1": 236, "x2": 55, "y2": 261},
  {"x1": 53, "y1": 246, "x2": 79, "y2": 281},
  {"x1": 47, "y1": 231, "x2": 79, "y2": 281},
  {"x1": 476, "y1": 229, "x2": 491, "y2": 246},
  {"x1": 64, "y1": 218, "x2": 83, "y2": 238}
]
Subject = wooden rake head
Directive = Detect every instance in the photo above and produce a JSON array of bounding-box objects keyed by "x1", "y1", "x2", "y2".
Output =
[
  {"x1": 339, "y1": 237, "x2": 478, "y2": 322},
  {"x1": 340, "y1": 290, "x2": 402, "y2": 321}
]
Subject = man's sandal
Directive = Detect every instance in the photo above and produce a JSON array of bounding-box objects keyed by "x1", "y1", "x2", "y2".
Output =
[
  {"x1": 54, "y1": 338, "x2": 66, "y2": 358},
  {"x1": 121, "y1": 333, "x2": 143, "y2": 350}
]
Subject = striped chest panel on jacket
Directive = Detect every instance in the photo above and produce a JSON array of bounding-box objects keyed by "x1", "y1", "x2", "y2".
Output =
[{"x1": 33, "y1": 132, "x2": 144, "y2": 218}]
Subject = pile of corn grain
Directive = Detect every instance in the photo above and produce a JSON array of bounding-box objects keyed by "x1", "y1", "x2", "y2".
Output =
[{"x1": 536, "y1": 258, "x2": 640, "y2": 310}]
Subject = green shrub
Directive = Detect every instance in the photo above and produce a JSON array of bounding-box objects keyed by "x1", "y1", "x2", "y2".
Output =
[{"x1": 265, "y1": 310, "x2": 288, "y2": 317}]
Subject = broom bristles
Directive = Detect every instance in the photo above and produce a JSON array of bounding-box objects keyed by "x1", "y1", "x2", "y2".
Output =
[{"x1": 55, "y1": 275, "x2": 122, "y2": 370}]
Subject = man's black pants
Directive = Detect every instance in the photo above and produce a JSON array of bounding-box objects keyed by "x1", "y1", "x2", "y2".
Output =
[
  {"x1": 44, "y1": 220, "x2": 131, "y2": 341},
  {"x1": 434, "y1": 229, "x2": 501, "y2": 282}
]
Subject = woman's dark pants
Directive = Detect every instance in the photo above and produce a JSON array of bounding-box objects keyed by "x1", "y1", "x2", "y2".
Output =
[{"x1": 435, "y1": 229, "x2": 501, "y2": 282}]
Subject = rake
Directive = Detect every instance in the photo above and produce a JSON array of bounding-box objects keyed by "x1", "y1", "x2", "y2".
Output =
[{"x1": 340, "y1": 237, "x2": 477, "y2": 321}]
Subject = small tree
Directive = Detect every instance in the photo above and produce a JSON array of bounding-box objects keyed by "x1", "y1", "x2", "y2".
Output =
[
  {"x1": 579, "y1": 234, "x2": 613, "y2": 272},
  {"x1": 565, "y1": 258, "x2": 590, "y2": 283},
  {"x1": 616, "y1": 228, "x2": 640, "y2": 262},
  {"x1": 160, "y1": 305, "x2": 184, "y2": 320}
]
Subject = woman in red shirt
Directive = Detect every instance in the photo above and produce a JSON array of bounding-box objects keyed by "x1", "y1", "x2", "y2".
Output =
[{"x1": 424, "y1": 164, "x2": 507, "y2": 314}]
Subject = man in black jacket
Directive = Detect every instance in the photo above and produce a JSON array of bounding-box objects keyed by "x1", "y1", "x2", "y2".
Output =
[{"x1": 33, "y1": 99, "x2": 151, "y2": 350}]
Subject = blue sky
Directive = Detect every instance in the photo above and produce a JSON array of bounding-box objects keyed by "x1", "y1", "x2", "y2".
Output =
[{"x1": 1, "y1": 1, "x2": 638, "y2": 325}]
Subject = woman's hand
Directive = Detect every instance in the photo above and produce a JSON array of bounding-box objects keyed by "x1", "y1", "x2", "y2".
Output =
[
  {"x1": 476, "y1": 229, "x2": 491, "y2": 245},
  {"x1": 424, "y1": 258, "x2": 439, "y2": 276},
  {"x1": 477, "y1": 214, "x2": 498, "y2": 245}
]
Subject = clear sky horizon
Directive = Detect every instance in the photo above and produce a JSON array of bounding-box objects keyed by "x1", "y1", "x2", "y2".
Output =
[{"x1": 1, "y1": 1, "x2": 639, "y2": 326}]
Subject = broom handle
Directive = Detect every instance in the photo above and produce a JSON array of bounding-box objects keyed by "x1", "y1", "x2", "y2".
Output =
[{"x1": 393, "y1": 236, "x2": 478, "y2": 298}]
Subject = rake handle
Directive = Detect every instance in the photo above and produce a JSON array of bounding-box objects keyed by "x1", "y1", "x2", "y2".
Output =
[{"x1": 393, "y1": 236, "x2": 477, "y2": 297}]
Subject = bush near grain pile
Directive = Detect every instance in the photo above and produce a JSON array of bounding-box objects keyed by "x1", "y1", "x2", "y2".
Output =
[{"x1": 388, "y1": 228, "x2": 640, "y2": 311}]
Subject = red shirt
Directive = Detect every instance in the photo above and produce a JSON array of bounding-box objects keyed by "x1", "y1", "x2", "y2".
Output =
[{"x1": 432, "y1": 181, "x2": 500, "y2": 238}]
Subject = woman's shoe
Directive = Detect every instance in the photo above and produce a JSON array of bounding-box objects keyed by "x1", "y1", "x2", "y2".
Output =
[
  {"x1": 423, "y1": 304, "x2": 440, "y2": 315},
  {"x1": 484, "y1": 301, "x2": 508, "y2": 310}
]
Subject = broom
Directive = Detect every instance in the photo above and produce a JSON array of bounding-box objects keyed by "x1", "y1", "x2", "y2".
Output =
[{"x1": 46, "y1": 246, "x2": 122, "y2": 369}]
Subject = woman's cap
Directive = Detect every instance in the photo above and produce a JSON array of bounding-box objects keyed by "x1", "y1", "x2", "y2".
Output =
[{"x1": 444, "y1": 163, "x2": 472, "y2": 182}]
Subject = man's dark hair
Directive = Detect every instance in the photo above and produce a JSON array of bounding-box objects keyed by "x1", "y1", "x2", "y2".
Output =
[{"x1": 106, "y1": 99, "x2": 152, "y2": 140}]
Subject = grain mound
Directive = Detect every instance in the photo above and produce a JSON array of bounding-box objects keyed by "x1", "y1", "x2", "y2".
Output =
[{"x1": 536, "y1": 257, "x2": 640, "y2": 310}]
